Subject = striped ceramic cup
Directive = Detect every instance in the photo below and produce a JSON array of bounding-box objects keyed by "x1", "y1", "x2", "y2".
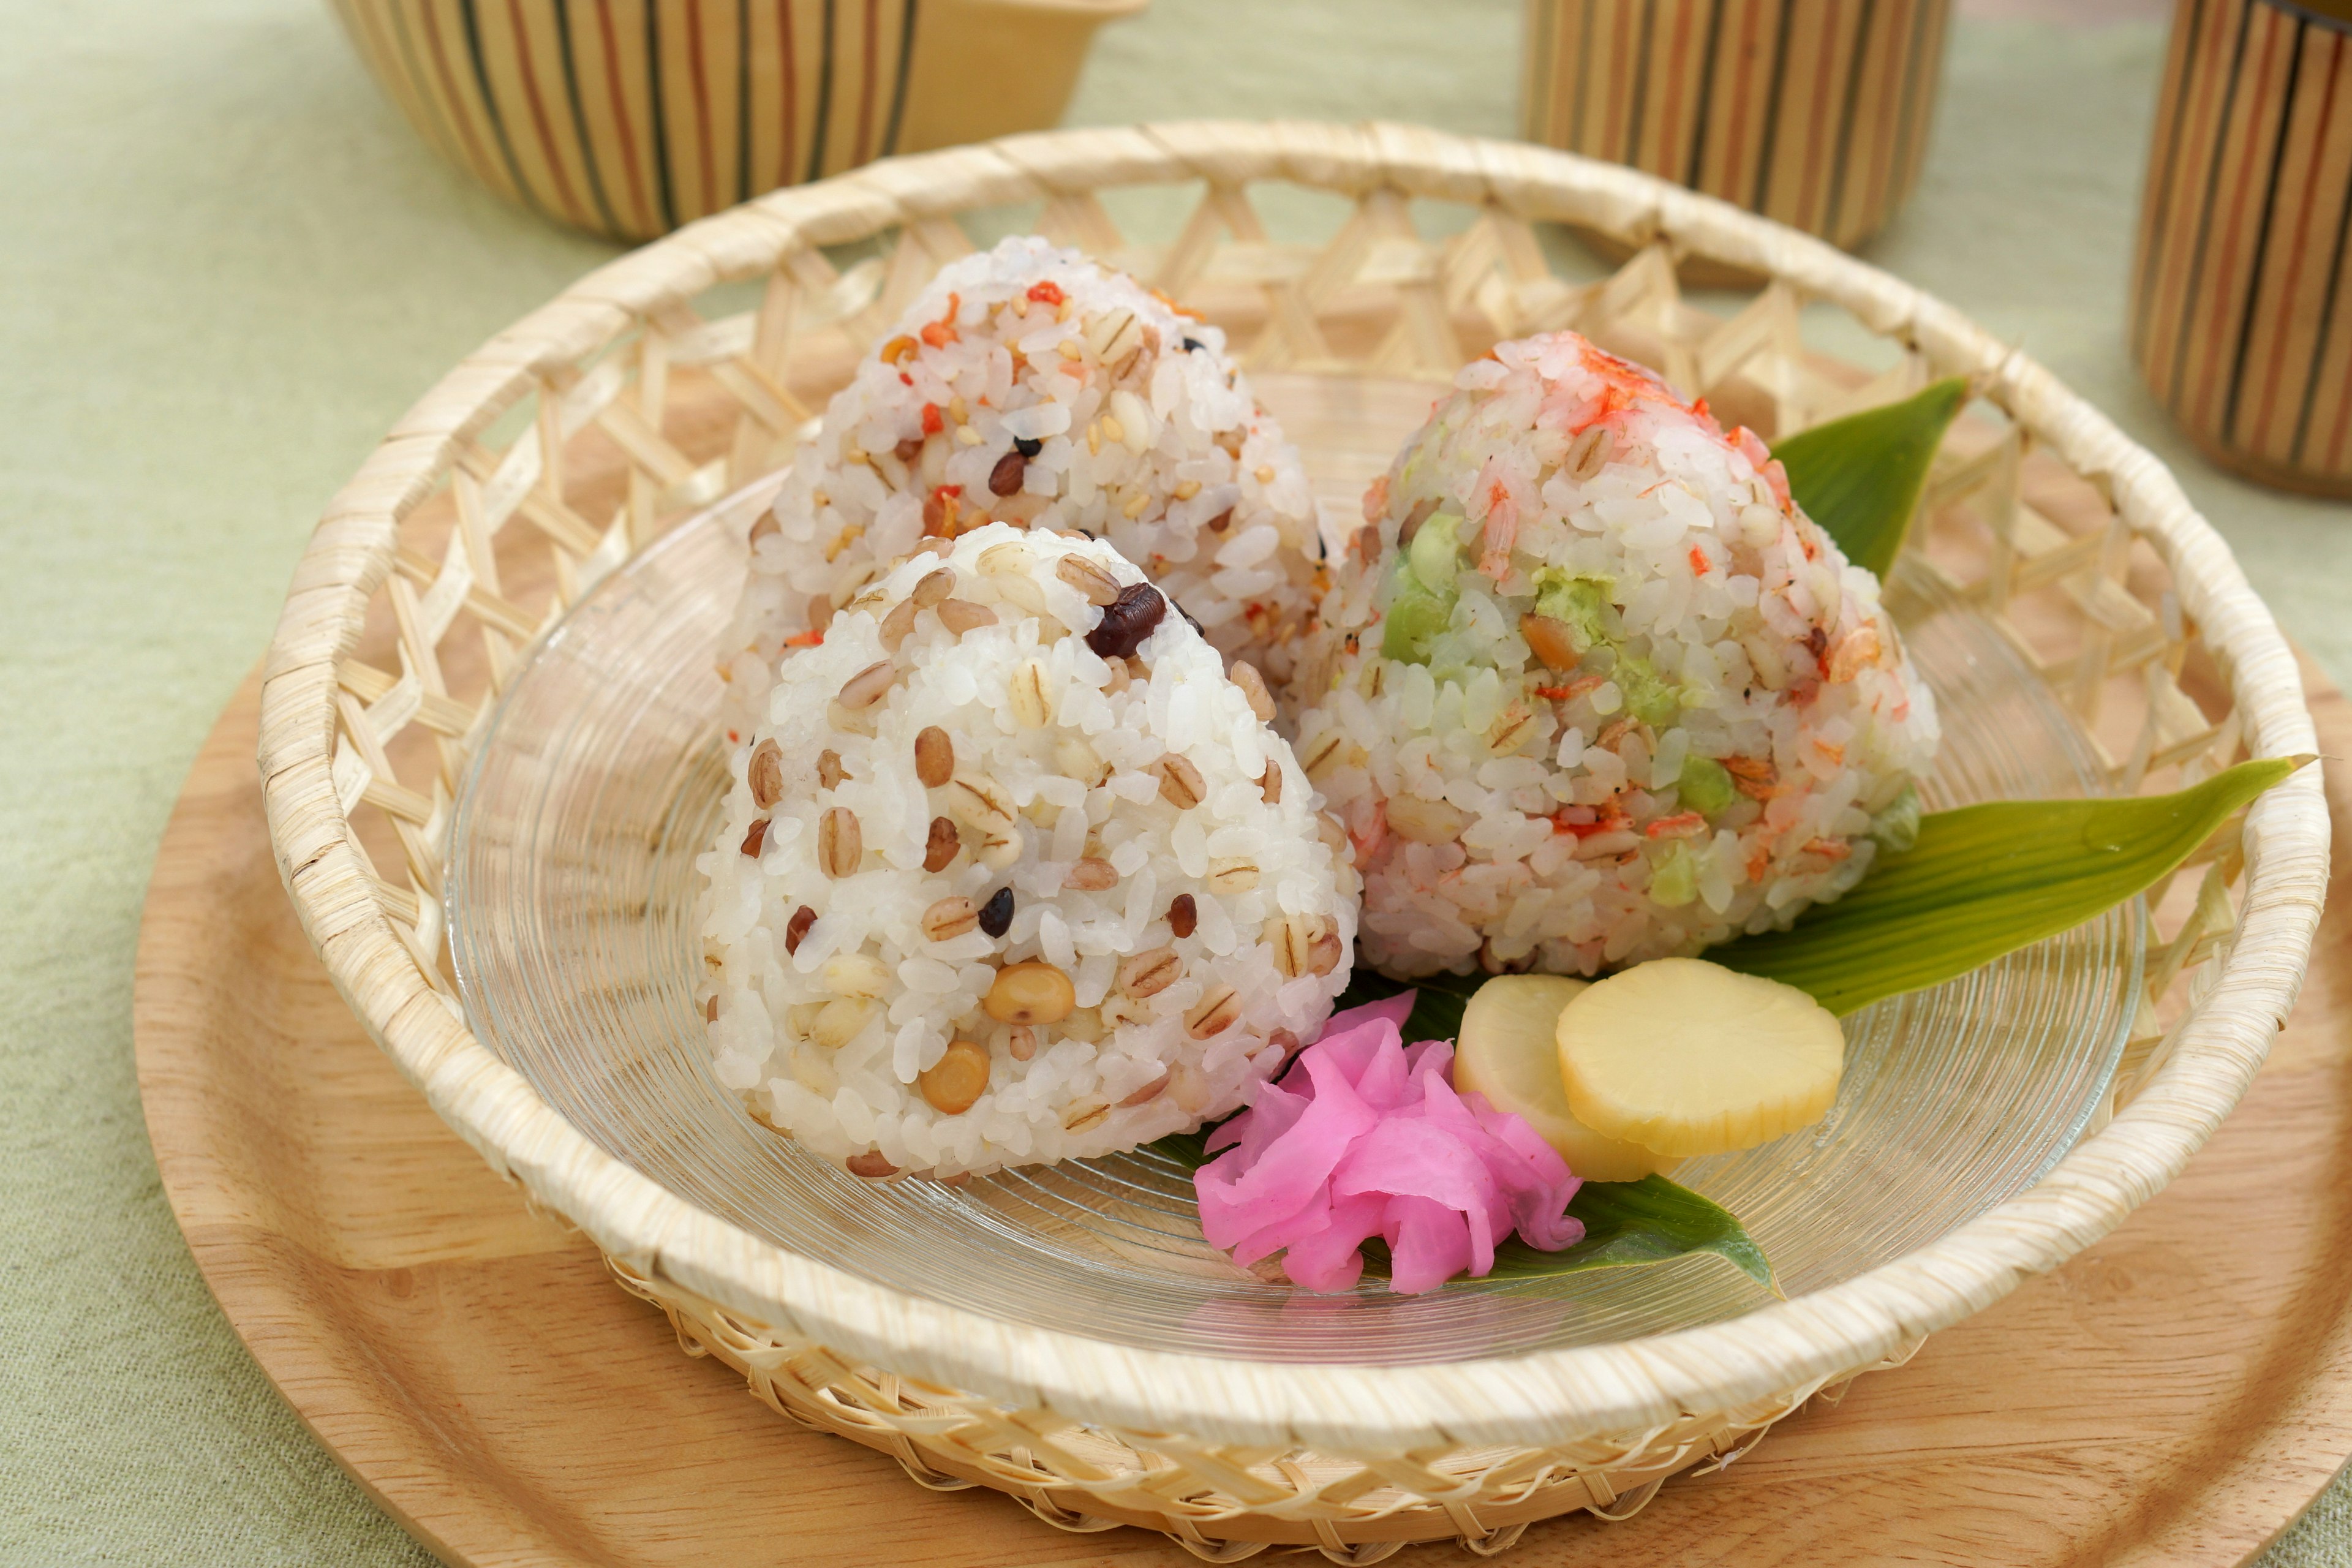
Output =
[
  {"x1": 328, "y1": 0, "x2": 1144, "y2": 243},
  {"x1": 2132, "y1": 0, "x2": 2352, "y2": 498},
  {"x1": 1519, "y1": 0, "x2": 1952, "y2": 251}
]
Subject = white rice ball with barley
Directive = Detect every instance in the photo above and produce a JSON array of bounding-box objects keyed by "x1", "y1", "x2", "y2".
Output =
[
  {"x1": 719, "y1": 236, "x2": 1326, "y2": 738},
  {"x1": 699, "y1": 525, "x2": 1357, "y2": 1180}
]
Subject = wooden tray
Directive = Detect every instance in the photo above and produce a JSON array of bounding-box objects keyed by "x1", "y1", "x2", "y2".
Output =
[{"x1": 135, "y1": 660, "x2": 2352, "y2": 1567}]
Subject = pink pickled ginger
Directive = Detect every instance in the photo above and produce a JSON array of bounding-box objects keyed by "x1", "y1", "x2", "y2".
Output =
[{"x1": 1194, "y1": 995, "x2": 1585, "y2": 1294}]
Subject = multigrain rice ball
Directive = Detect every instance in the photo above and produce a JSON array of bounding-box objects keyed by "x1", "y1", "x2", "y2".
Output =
[
  {"x1": 1295, "y1": 330, "x2": 1939, "y2": 979},
  {"x1": 719, "y1": 236, "x2": 1326, "y2": 739},
  {"x1": 699, "y1": 525, "x2": 1359, "y2": 1180}
]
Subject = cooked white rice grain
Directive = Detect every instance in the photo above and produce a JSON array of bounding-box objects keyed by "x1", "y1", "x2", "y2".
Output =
[
  {"x1": 699, "y1": 524, "x2": 1358, "y2": 1180},
  {"x1": 1295, "y1": 330, "x2": 1939, "y2": 978}
]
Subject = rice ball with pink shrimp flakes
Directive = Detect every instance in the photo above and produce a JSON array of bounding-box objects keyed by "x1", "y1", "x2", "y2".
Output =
[{"x1": 1295, "y1": 329, "x2": 1940, "y2": 979}]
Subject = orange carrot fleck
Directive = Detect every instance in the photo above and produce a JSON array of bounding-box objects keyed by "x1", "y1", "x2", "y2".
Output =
[
  {"x1": 922, "y1": 485, "x2": 964, "y2": 538},
  {"x1": 919, "y1": 292, "x2": 962, "y2": 349},
  {"x1": 1553, "y1": 802, "x2": 1629, "y2": 839},
  {"x1": 1532, "y1": 673, "x2": 1607, "y2": 703},
  {"x1": 1148, "y1": 285, "x2": 1203, "y2": 320}
]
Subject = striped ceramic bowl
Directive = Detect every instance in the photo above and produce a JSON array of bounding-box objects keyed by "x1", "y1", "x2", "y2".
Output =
[
  {"x1": 2131, "y1": 0, "x2": 2352, "y2": 499},
  {"x1": 1519, "y1": 0, "x2": 1952, "y2": 252},
  {"x1": 328, "y1": 0, "x2": 1145, "y2": 242}
]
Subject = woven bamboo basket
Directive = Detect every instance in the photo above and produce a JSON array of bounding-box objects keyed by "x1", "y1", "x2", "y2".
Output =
[{"x1": 258, "y1": 121, "x2": 2328, "y2": 1560}]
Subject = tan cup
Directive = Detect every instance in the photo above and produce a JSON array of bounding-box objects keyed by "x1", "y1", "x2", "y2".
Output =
[
  {"x1": 2131, "y1": 0, "x2": 2352, "y2": 498},
  {"x1": 1520, "y1": 0, "x2": 1952, "y2": 253},
  {"x1": 328, "y1": 0, "x2": 1145, "y2": 243}
]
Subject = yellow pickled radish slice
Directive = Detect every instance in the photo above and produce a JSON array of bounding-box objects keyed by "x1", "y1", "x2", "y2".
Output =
[
  {"x1": 1556, "y1": 958, "x2": 1844, "y2": 1158},
  {"x1": 1453, "y1": 974, "x2": 1681, "y2": 1183}
]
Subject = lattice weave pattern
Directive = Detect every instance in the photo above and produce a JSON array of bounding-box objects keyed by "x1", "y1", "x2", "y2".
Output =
[
  {"x1": 606, "y1": 1256, "x2": 1918, "y2": 1561},
  {"x1": 265, "y1": 123, "x2": 2322, "y2": 1561}
]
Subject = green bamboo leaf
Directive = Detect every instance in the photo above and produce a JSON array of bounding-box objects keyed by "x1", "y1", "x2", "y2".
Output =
[
  {"x1": 1357, "y1": 1175, "x2": 1773, "y2": 1291},
  {"x1": 1773, "y1": 377, "x2": 1970, "y2": 579},
  {"x1": 1479, "y1": 1174, "x2": 1776, "y2": 1291},
  {"x1": 1710, "y1": 756, "x2": 2304, "y2": 1017},
  {"x1": 1143, "y1": 1123, "x2": 1218, "y2": 1169},
  {"x1": 1332, "y1": 967, "x2": 1480, "y2": 1047}
]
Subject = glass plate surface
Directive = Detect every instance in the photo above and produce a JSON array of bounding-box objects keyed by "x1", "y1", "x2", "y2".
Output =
[{"x1": 448, "y1": 375, "x2": 2136, "y2": 1365}]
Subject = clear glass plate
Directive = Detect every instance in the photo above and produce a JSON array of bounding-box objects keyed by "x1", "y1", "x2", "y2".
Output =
[{"x1": 448, "y1": 374, "x2": 2136, "y2": 1366}]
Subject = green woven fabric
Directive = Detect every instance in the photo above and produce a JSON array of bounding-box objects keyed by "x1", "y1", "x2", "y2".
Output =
[{"x1": 0, "y1": 1, "x2": 2343, "y2": 1563}]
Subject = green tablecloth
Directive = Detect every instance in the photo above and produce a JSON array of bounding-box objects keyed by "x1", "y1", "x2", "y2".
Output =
[{"x1": 1, "y1": 2, "x2": 2344, "y2": 1562}]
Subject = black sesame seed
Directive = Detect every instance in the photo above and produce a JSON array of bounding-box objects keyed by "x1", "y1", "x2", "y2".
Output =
[
  {"x1": 1012, "y1": 435, "x2": 1044, "y2": 458},
  {"x1": 1181, "y1": 337, "x2": 1204, "y2": 353},
  {"x1": 978, "y1": 886, "x2": 1014, "y2": 938}
]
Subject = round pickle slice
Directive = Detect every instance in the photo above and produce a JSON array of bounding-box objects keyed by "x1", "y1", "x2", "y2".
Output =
[
  {"x1": 1453, "y1": 974, "x2": 1680, "y2": 1183},
  {"x1": 1555, "y1": 958, "x2": 1844, "y2": 1158}
]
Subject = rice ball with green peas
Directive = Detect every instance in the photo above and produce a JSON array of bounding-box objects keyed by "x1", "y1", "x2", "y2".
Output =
[
  {"x1": 720, "y1": 236, "x2": 1326, "y2": 738},
  {"x1": 1295, "y1": 329, "x2": 1938, "y2": 979},
  {"x1": 699, "y1": 524, "x2": 1359, "y2": 1180}
]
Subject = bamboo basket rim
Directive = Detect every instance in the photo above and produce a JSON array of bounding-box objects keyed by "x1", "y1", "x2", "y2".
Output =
[{"x1": 257, "y1": 119, "x2": 2329, "y2": 1453}]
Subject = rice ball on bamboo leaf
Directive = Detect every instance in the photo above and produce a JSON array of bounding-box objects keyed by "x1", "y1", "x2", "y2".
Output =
[{"x1": 1294, "y1": 330, "x2": 1940, "y2": 979}]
